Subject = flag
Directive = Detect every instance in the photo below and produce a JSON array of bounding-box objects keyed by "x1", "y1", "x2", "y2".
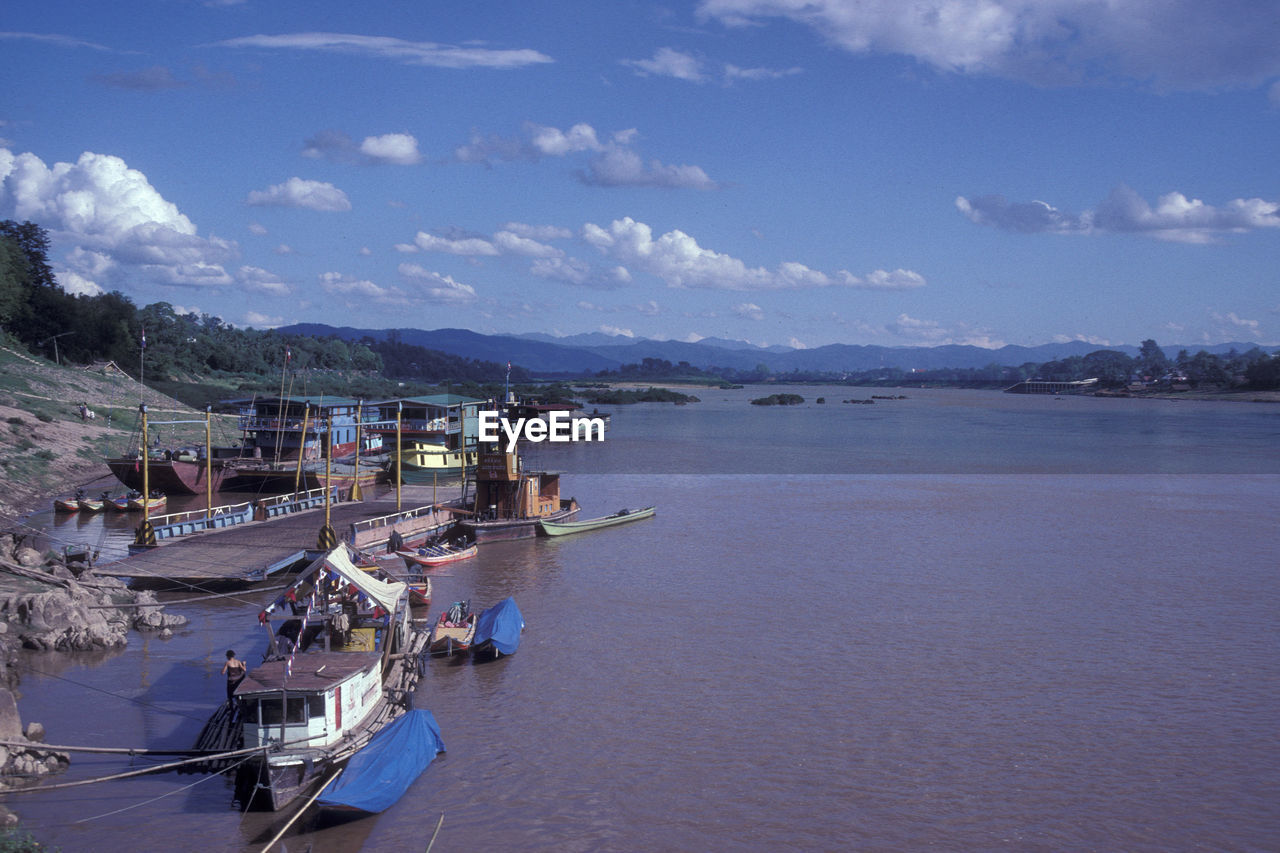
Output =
[
  {"x1": 140, "y1": 330, "x2": 146, "y2": 350},
  {"x1": 286, "y1": 346, "x2": 292, "y2": 362}
]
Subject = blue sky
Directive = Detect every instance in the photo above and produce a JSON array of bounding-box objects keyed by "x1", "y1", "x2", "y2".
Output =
[{"x1": 2, "y1": 1, "x2": 1277, "y2": 351}]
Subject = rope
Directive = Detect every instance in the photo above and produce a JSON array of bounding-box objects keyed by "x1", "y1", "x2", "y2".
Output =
[{"x1": 72, "y1": 752, "x2": 258, "y2": 824}]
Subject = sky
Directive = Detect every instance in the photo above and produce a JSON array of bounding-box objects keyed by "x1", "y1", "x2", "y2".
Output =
[{"x1": 1, "y1": 1, "x2": 1278, "y2": 351}]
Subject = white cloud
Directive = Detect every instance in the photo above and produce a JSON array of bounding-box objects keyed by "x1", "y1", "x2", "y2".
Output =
[
  {"x1": 582, "y1": 217, "x2": 926, "y2": 291},
  {"x1": 582, "y1": 148, "x2": 718, "y2": 189},
  {"x1": 623, "y1": 47, "x2": 708, "y2": 82},
  {"x1": 889, "y1": 313, "x2": 1005, "y2": 347},
  {"x1": 493, "y1": 230, "x2": 563, "y2": 258},
  {"x1": 318, "y1": 271, "x2": 403, "y2": 303},
  {"x1": 358, "y1": 133, "x2": 420, "y2": 165},
  {"x1": 237, "y1": 265, "x2": 291, "y2": 295},
  {"x1": 242, "y1": 310, "x2": 283, "y2": 328},
  {"x1": 454, "y1": 122, "x2": 719, "y2": 190},
  {"x1": 397, "y1": 263, "x2": 477, "y2": 303},
  {"x1": 400, "y1": 231, "x2": 499, "y2": 256},
  {"x1": 0, "y1": 147, "x2": 237, "y2": 290},
  {"x1": 246, "y1": 177, "x2": 351, "y2": 211},
  {"x1": 216, "y1": 32, "x2": 553, "y2": 70},
  {"x1": 600, "y1": 325, "x2": 635, "y2": 338},
  {"x1": 55, "y1": 269, "x2": 104, "y2": 296},
  {"x1": 697, "y1": 0, "x2": 1280, "y2": 90},
  {"x1": 500, "y1": 222, "x2": 573, "y2": 241},
  {"x1": 1212, "y1": 311, "x2": 1260, "y2": 333},
  {"x1": 1052, "y1": 333, "x2": 1114, "y2": 346},
  {"x1": 958, "y1": 185, "x2": 1280, "y2": 243},
  {"x1": 248, "y1": 222, "x2": 268, "y2": 235},
  {"x1": 733, "y1": 302, "x2": 765, "y2": 320}
]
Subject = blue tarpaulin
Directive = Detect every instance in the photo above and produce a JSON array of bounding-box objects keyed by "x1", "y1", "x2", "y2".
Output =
[
  {"x1": 318, "y1": 709, "x2": 445, "y2": 814},
  {"x1": 474, "y1": 597, "x2": 524, "y2": 655}
]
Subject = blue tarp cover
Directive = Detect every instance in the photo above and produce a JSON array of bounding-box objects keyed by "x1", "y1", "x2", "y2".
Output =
[
  {"x1": 474, "y1": 597, "x2": 524, "y2": 655},
  {"x1": 318, "y1": 709, "x2": 445, "y2": 814}
]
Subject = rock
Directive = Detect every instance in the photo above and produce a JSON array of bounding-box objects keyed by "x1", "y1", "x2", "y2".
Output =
[
  {"x1": 159, "y1": 628, "x2": 173, "y2": 639},
  {"x1": 23, "y1": 722, "x2": 44, "y2": 743},
  {"x1": 0, "y1": 688, "x2": 22, "y2": 740},
  {"x1": 13, "y1": 547, "x2": 42, "y2": 568}
]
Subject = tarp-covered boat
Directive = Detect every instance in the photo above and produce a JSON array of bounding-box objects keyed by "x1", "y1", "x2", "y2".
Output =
[
  {"x1": 472, "y1": 597, "x2": 524, "y2": 661},
  {"x1": 317, "y1": 708, "x2": 445, "y2": 814}
]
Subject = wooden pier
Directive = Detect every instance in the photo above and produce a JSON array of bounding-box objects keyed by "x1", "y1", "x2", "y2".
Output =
[{"x1": 96, "y1": 487, "x2": 463, "y2": 590}]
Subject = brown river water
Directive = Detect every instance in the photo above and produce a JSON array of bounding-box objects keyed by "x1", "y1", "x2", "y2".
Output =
[{"x1": 9, "y1": 387, "x2": 1280, "y2": 851}]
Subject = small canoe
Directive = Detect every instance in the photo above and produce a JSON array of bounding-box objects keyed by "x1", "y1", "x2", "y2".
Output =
[
  {"x1": 106, "y1": 495, "x2": 133, "y2": 512},
  {"x1": 539, "y1": 506, "x2": 655, "y2": 537},
  {"x1": 408, "y1": 576, "x2": 432, "y2": 609},
  {"x1": 397, "y1": 541, "x2": 477, "y2": 570},
  {"x1": 128, "y1": 495, "x2": 167, "y2": 512},
  {"x1": 77, "y1": 497, "x2": 106, "y2": 512},
  {"x1": 53, "y1": 498, "x2": 80, "y2": 514},
  {"x1": 428, "y1": 602, "x2": 476, "y2": 655}
]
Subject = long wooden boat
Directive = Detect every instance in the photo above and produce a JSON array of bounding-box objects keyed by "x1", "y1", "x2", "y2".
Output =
[
  {"x1": 106, "y1": 452, "x2": 229, "y2": 495},
  {"x1": 456, "y1": 441, "x2": 580, "y2": 542},
  {"x1": 462, "y1": 500, "x2": 580, "y2": 543},
  {"x1": 216, "y1": 545, "x2": 430, "y2": 811},
  {"x1": 128, "y1": 494, "x2": 167, "y2": 512},
  {"x1": 408, "y1": 575, "x2": 433, "y2": 609},
  {"x1": 390, "y1": 440, "x2": 476, "y2": 483},
  {"x1": 539, "y1": 506, "x2": 655, "y2": 537},
  {"x1": 428, "y1": 601, "x2": 476, "y2": 656},
  {"x1": 397, "y1": 540, "x2": 477, "y2": 569},
  {"x1": 53, "y1": 497, "x2": 80, "y2": 514},
  {"x1": 76, "y1": 495, "x2": 106, "y2": 512}
]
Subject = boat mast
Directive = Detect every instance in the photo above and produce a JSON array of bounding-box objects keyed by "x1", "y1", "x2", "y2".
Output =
[
  {"x1": 395, "y1": 401, "x2": 403, "y2": 513},
  {"x1": 204, "y1": 405, "x2": 213, "y2": 520},
  {"x1": 293, "y1": 402, "x2": 311, "y2": 497},
  {"x1": 350, "y1": 399, "x2": 364, "y2": 501}
]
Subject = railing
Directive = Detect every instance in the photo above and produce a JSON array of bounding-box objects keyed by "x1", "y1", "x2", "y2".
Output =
[{"x1": 144, "y1": 487, "x2": 343, "y2": 541}]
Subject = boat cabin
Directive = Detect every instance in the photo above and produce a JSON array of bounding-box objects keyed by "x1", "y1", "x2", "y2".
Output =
[
  {"x1": 226, "y1": 396, "x2": 369, "y2": 461},
  {"x1": 473, "y1": 444, "x2": 564, "y2": 520},
  {"x1": 236, "y1": 652, "x2": 382, "y2": 750}
]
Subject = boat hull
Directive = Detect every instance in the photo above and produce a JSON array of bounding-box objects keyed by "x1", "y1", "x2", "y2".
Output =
[
  {"x1": 460, "y1": 500, "x2": 580, "y2": 543},
  {"x1": 107, "y1": 456, "x2": 228, "y2": 496},
  {"x1": 397, "y1": 543, "x2": 477, "y2": 569},
  {"x1": 539, "y1": 506, "x2": 655, "y2": 536}
]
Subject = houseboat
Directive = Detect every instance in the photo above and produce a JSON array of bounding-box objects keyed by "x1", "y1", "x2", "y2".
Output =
[
  {"x1": 367, "y1": 394, "x2": 484, "y2": 484},
  {"x1": 222, "y1": 396, "x2": 384, "y2": 493},
  {"x1": 228, "y1": 544, "x2": 430, "y2": 810},
  {"x1": 457, "y1": 437, "x2": 579, "y2": 543}
]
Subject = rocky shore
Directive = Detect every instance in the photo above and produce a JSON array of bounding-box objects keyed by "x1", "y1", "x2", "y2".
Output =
[{"x1": 0, "y1": 532, "x2": 187, "y2": 827}]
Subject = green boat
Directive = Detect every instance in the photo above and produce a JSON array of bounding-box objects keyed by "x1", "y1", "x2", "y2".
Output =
[{"x1": 538, "y1": 506, "x2": 655, "y2": 537}]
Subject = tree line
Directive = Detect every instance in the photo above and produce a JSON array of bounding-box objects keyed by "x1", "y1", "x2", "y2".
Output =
[{"x1": 0, "y1": 221, "x2": 523, "y2": 390}]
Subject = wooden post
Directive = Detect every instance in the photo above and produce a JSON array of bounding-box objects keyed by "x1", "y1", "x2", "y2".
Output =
[{"x1": 293, "y1": 403, "x2": 310, "y2": 496}]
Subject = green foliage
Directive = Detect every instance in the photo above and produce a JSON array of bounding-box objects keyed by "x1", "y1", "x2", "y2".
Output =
[
  {"x1": 582, "y1": 387, "x2": 700, "y2": 405},
  {"x1": 750, "y1": 393, "x2": 804, "y2": 406},
  {"x1": 594, "y1": 357, "x2": 722, "y2": 384},
  {"x1": 0, "y1": 827, "x2": 51, "y2": 852}
]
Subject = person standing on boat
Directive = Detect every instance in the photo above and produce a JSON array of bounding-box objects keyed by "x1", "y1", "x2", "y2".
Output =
[{"x1": 222, "y1": 650, "x2": 247, "y2": 701}]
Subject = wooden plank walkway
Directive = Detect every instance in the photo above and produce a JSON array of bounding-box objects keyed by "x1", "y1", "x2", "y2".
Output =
[{"x1": 95, "y1": 491, "x2": 457, "y2": 588}]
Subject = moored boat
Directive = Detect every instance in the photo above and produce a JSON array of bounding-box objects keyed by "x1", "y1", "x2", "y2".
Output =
[
  {"x1": 397, "y1": 539, "x2": 477, "y2": 569},
  {"x1": 316, "y1": 708, "x2": 446, "y2": 814},
  {"x1": 457, "y1": 441, "x2": 579, "y2": 543},
  {"x1": 428, "y1": 601, "x2": 476, "y2": 656},
  {"x1": 76, "y1": 494, "x2": 107, "y2": 512},
  {"x1": 539, "y1": 506, "x2": 655, "y2": 537},
  {"x1": 53, "y1": 496, "x2": 81, "y2": 514},
  {"x1": 106, "y1": 451, "x2": 230, "y2": 495},
  {"x1": 472, "y1": 597, "x2": 524, "y2": 662},
  {"x1": 218, "y1": 544, "x2": 430, "y2": 811},
  {"x1": 128, "y1": 493, "x2": 167, "y2": 512}
]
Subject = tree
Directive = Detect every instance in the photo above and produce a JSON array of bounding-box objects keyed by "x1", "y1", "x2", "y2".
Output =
[
  {"x1": 1138, "y1": 339, "x2": 1170, "y2": 378},
  {"x1": 1081, "y1": 350, "x2": 1134, "y2": 387}
]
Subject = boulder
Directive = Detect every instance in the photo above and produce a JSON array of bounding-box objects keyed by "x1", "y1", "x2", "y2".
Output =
[
  {"x1": 22, "y1": 722, "x2": 44, "y2": 744},
  {"x1": 0, "y1": 688, "x2": 22, "y2": 740}
]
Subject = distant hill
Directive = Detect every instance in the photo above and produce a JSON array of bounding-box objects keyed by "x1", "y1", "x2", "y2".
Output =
[{"x1": 280, "y1": 323, "x2": 1278, "y2": 377}]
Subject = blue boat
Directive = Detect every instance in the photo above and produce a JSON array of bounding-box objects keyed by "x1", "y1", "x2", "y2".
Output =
[
  {"x1": 472, "y1": 597, "x2": 524, "y2": 661},
  {"x1": 318, "y1": 709, "x2": 446, "y2": 814}
]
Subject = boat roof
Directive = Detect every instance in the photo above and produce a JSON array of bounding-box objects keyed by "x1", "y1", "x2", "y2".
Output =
[
  {"x1": 236, "y1": 652, "x2": 380, "y2": 695},
  {"x1": 222, "y1": 395, "x2": 362, "y2": 409},
  {"x1": 368, "y1": 394, "x2": 486, "y2": 407}
]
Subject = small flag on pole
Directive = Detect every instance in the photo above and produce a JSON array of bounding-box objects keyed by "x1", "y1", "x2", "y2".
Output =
[{"x1": 140, "y1": 330, "x2": 146, "y2": 350}]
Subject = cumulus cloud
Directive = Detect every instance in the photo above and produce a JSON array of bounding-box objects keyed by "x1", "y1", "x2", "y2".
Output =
[
  {"x1": 697, "y1": 0, "x2": 1280, "y2": 91},
  {"x1": 958, "y1": 185, "x2": 1280, "y2": 243},
  {"x1": 304, "y1": 130, "x2": 421, "y2": 165},
  {"x1": 398, "y1": 231, "x2": 499, "y2": 256},
  {"x1": 397, "y1": 263, "x2": 478, "y2": 303},
  {"x1": 733, "y1": 302, "x2": 765, "y2": 320},
  {"x1": 246, "y1": 177, "x2": 351, "y2": 211},
  {"x1": 501, "y1": 222, "x2": 573, "y2": 241},
  {"x1": 889, "y1": 313, "x2": 1005, "y2": 347},
  {"x1": 237, "y1": 265, "x2": 291, "y2": 295},
  {"x1": 0, "y1": 147, "x2": 237, "y2": 292},
  {"x1": 215, "y1": 32, "x2": 553, "y2": 70},
  {"x1": 455, "y1": 121, "x2": 718, "y2": 190},
  {"x1": 318, "y1": 271, "x2": 406, "y2": 304},
  {"x1": 242, "y1": 310, "x2": 283, "y2": 328},
  {"x1": 581, "y1": 217, "x2": 926, "y2": 291}
]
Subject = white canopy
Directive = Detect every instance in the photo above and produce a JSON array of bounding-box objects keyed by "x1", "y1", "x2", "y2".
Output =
[{"x1": 322, "y1": 545, "x2": 407, "y2": 613}]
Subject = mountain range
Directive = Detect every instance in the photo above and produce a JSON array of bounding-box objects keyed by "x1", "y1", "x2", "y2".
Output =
[{"x1": 280, "y1": 323, "x2": 1278, "y2": 376}]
